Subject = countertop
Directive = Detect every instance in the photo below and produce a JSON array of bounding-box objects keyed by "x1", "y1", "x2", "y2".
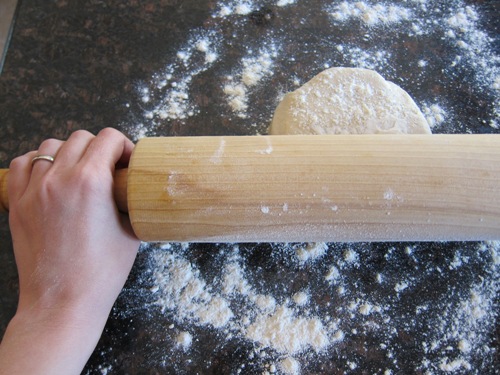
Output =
[{"x1": 0, "y1": 1, "x2": 498, "y2": 374}]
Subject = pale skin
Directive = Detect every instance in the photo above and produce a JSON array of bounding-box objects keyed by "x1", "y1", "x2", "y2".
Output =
[{"x1": 0, "y1": 128, "x2": 140, "y2": 374}]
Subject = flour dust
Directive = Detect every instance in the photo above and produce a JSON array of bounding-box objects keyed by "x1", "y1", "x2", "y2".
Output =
[{"x1": 104, "y1": 0, "x2": 500, "y2": 373}]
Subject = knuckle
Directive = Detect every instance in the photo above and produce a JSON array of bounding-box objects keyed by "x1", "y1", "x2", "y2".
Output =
[
  {"x1": 9, "y1": 156, "x2": 26, "y2": 170},
  {"x1": 70, "y1": 129, "x2": 94, "y2": 141},
  {"x1": 98, "y1": 127, "x2": 121, "y2": 139},
  {"x1": 38, "y1": 138, "x2": 60, "y2": 151}
]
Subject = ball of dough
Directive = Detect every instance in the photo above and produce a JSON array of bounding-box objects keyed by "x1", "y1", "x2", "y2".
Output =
[{"x1": 269, "y1": 67, "x2": 431, "y2": 135}]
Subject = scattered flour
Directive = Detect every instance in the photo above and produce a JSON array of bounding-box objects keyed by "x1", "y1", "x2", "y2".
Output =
[
  {"x1": 246, "y1": 305, "x2": 329, "y2": 354},
  {"x1": 338, "y1": 45, "x2": 392, "y2": 71},
  {"x1": 358, "y1": 303, "x2": 372, "y2": 316},
  {"x1": 139, "y1": 241, "x2": 499, "y2": 373},
  {"x1": 295, "y1": 242, "x2": 328, "y2": 264},
  {"x1": 130, "y1": 0, "x2": 499, "y2": 134},
  {"x1": 343, "y1": 249, "x2": 358, "y2": 264},
  {"x1": 422, "y1": 104, "x2": 447, "y2": 129},
  {"x1": 223, "y1": 46, "x2": 277, "y2": 118},
  {"x1": 280, "y1": 357, "x2": 301, "y2": 375},
  {"x1": 152, "y1": 251, "x2": 234, "y2": 328},
  {"x1": 138, "y1": 31, "x2": 220, "y2": 128},
  {"x1": 292, "y1": 291, "x2": 309, "y2": 306},
  {"x1": 439, "y1": 358, "x2": 471, "y2": 372},
  {"x1": 329, "y1": 2, "x2": 412, "y2": 26},
  {"x1": 116, "y1": 0, "x2": 500, "y2": 373},
  {"x1": 215, "y1": 0, "x2": 297, "y2": 18},
  {"x1": 442, "y1": 5, "x2": 499, "y2": 129},
  {"x1": 458, "y1": 339, "x2": 471, "y2": 353},
  {"x1": 276, "y1": 0, "x2": 296, "y2": 7},
  {"x1": 176, "y1": 331, "x2": 193, "y2": 350},
  {"x1": 394, "y1": 281, "x2": 409, "y2": 293},
  {"x1": 150, "y1": 245, "x2": 336, "y2": 366},
  {"x1": 234, "y1": 2, "x2": 252, "y2": 16},
  {"x1": 261, "y1": 205, "x2": 270, "y2": 214},
  {"x1": 325, "y1": 265, "x2": 340, "y2": 283}
]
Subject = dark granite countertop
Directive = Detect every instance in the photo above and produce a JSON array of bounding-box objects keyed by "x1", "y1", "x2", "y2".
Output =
[{"x1": 0, "y1": 1, "x2": 498, "y2": 374}]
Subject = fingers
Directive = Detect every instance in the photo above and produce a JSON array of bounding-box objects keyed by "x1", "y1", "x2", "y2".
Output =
[
  {"x1": 9, "y1": 128, "x2": 134, "y2": 206},
  {"x1": 80, "y1": 128, "x2": 135, "y2": 172},
  {"x1": 8, "y1": 151, "x2": 37, "y2": 204},
  {"x1": 52, "y1": 130, "x2": 95, "y2": 168},
  {"x1": 29, "y1": 139, "x2": 64, "y2": 182}
]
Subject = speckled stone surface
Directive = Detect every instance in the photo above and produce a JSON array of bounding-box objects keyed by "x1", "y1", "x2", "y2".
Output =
[{"x1": 0, "y1": 1, "x2": 498, "y2": 374}]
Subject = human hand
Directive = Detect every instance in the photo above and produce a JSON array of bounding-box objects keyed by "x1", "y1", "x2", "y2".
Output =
[{"x1": 0, "y1": 128, "x2": 140, "y2": 374}]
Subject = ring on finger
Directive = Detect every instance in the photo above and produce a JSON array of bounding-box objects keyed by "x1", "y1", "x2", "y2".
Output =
[{"x1": 31, "y1": 155, "x2": 55, "y2": 166}]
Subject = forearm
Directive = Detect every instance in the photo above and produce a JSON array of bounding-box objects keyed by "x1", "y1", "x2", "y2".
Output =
[
  {"x1": 0, "y1": 306, "x2": 107, "y2": 375},
  {"x1": 2, "y1": 129, "x2": 139, "y2": 373}
]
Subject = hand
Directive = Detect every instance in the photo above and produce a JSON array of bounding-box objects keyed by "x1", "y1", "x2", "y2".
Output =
[{"x1": 0, "y1": 128, "x2": 140, "y2": 374}]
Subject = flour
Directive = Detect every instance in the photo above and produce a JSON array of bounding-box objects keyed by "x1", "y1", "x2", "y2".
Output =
[
  {"x1": 394, "y1": 281, "x2": 409, "y2": 293},
  {"x1": 127, "y1": 30, "x2": 221, "y2": 137},
  {"x1": 110, "y1": 0, "x2": 500, "y2": 373},
  {"x1": 443, "y1": 6, "x2": 499, "y2": 127},
  {"x1": 343, "y1": 248, "x2": 358, "y2": 264},
  {"x1": 139, "y1": 241, "x2": 499, "y2": 374},
  {"x1": 325, "y1": 265, "x2": 340, "y2": 283},
  {"x1": 246, "y1": 305, "x2": 329, "y2": 354},
  {"x1": 439, "y1": 358, "x2": 471, "y2": 372},
  {"x1": 150, "y1": 245, "x2": 335, "y2": 363},
  {"x1": 176, "y1": 331, "x2": 193, "y2": 350},
  {"x1": 280, "y1": 357, "x2": 300, "y2": 375},
  {"x1": 329, "y1": 2, "x2": 412, "y2": 26},
  {"x1": 127, "y1": 0, "x2": 499, "y2": 136},
  {"x1": 215, "y1": 0, "x2": 297, "y2": 18},
  {"x1": 223, "y1": 46, "x2": 277, "y2": 118},
  {"x1": 292, "y1": 291, "x2": 309, "y2": 306},
  {"x1": 295, "y1": 242, "x2": 327, "y2": 264},
  {"x1": 338, "y1": 46, "x2": 392, "y2": 72}
]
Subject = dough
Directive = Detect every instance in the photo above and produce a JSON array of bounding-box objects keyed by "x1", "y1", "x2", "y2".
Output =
[{"x1": 269, "y1": 67, "x2": 431, "y2": 135}]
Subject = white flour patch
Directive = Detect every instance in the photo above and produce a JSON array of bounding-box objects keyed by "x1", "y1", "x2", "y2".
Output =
[
  {"x1": 325, "y1": 265, "x2": 340, "y2": 283},
  {"x1": 280, "y1": 356, "x2": 301, "y2": 375},
  {"x1": 246, "y1": 305, "x2": 330, "y2": 354},
  {"x1": 223, "y1": 45, "x2": 278, "y2": 118},
  {"x1": 343, "y1": 248, "x2": 358, "y2": 264},
  {"x1": 329, "y1": 2, "x2": 412, "y2": 26},
  {"x1": 422, "y1": 103, "x2": 447, "y2": 129},
  {"x1": 214, "y1": 0, "x2": 297, "y2": 18},
  {"x1": 292, "y1": 291, "x2": 309, "y2": 306},
  {"x1": 295, "y1": 242, "x2": 328, "y2": 264},
  {"x1": 261, "y1": 205, "x2": 270, "y2": 214},
  {"x1": 176, "y1": 331, "x2": 193, "y2": 350}
]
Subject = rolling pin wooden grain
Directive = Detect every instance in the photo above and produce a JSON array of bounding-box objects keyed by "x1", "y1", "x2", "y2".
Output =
[{"x1": 0, "y1": 134, "x2": 499, "y2": 242}]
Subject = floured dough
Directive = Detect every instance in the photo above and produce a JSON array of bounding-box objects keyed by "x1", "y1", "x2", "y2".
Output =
[{"x1": 269, "y1": 67, "x2": 431, "y2": 135}]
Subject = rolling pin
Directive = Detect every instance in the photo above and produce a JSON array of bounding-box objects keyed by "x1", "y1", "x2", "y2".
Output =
[{"x1": 0, "y1": 134, "x2": 499, "y2": 242}]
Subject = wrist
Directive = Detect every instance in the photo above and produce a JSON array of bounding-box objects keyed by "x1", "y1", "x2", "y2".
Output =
[
  {"x1": 0, "y1": 304, "x2": 107, "y2": 375},
  {"x1": 14, "y1": 304, "x2": 103, "y2": 330}
]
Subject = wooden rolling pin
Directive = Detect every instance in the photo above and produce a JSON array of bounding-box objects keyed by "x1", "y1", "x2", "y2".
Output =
[{"x1": 1, "y1": 134, "x2": 499, "y2": 242}]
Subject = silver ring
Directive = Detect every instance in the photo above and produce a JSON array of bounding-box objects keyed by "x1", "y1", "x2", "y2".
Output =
[{"x1": 31, "y1": 155, "x2": 55, "y2": 165}]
